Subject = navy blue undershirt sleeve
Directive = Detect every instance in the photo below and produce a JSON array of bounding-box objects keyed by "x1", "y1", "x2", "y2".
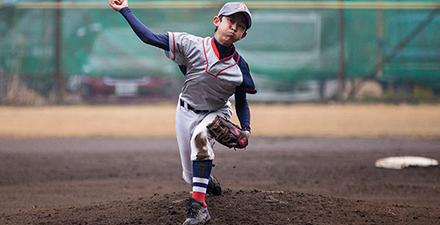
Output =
[
  {"x1": 236, "y1": 57, "x2": 257, "y2": 94},
  {"x1": 119, "y1": 7, "x2": 169, "y2": 51},
  {"x1": 235, "y1": 87, "x2": 251, "y2": 132},
  {"x1": 231, "y1": 53, "x2": 255, "y2": 132}
]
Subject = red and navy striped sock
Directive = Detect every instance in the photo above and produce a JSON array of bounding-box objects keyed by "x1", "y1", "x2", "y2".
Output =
[{"x1": 191, "y1": 160, "x2": 212, "y2": 207}]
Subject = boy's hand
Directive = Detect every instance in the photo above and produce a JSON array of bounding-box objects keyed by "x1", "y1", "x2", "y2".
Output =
[
  {"x1": 245, "y1": 130, "x2": 251, "y2": 139},
  {"x1": 109, "y1": 0, "x2": 128, "y2": 11}
]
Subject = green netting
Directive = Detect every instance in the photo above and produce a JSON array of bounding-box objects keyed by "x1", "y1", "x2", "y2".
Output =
[{"x1": 1, "y1": 0, "x2": 439, "y2": 95}]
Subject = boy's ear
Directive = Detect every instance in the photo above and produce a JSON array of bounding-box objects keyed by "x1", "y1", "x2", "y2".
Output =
[
  {"x1": 240, "y1": 32, "x2": 247, "y2": 40},
  {"x1": 213, "y1": 16, "x2": 220, "y2": 27}
]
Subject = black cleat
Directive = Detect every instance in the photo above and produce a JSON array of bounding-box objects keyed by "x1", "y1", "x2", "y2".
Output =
[{"x1": 206, "y1": 175, "x2": 222, "y2": 196}]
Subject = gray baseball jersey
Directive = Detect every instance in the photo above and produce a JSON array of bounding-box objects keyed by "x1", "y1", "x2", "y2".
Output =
[{"x1": 165, "y1": 32, "x2": 256, "y2": 111}]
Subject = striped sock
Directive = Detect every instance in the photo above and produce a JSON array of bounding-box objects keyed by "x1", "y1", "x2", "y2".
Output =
[{"x1": 192, "y1": 160, "x2": 212, "y2": 207}]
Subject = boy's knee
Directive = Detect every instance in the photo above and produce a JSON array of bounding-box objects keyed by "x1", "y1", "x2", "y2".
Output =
[{"x1": 193, "y1": 132, "x2": 211, "y2": 161}]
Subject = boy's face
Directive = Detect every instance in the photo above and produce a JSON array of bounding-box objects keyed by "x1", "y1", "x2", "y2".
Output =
[{"x1": 213, "y1": 13, "x2": 248, "y2": 46}]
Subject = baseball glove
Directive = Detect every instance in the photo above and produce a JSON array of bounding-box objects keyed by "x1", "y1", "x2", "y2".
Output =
[{"x1": 206, "y1": 115, "x2": 248, "y2": 149}]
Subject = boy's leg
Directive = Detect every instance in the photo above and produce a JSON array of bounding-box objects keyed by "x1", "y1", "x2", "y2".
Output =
[
  {"x1": 191, "y1": 160, "x2": 212, "y2": 207},
  {"x1": 183, "y1": 114, "x2": 218, "y2": 225},
  {"x1": 189, "y1": 106, "x2": 233, "y2": 203},
  {"x1": 175, "y1": 98, "x2": 196, "y2": 184},
  {"x1": 189, "y1": 113, "x2": 217, "y2": 207},
  {"x1": 182, "y1": 104, "x2": 232, "y2": 224}
]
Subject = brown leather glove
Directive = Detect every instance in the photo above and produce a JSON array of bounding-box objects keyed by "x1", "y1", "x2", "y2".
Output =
[{"x1": 206, "y1": 115, "x2": 248, "y2": 149}]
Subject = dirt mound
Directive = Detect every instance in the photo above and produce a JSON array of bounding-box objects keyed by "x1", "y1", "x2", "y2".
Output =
[
  {"x1": 1, "y1": 137, "x2": 439, "y2": 224},
  {"x1": 2, "y1": 189, "x2": 439, "y2": 225}
]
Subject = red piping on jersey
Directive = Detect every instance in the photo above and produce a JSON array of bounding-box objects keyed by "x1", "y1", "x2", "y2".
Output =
[
  {"x1": 211, "y1": 38, "x2": 220, "y2": 59},
  {"x1": 203, "y1": 38, "x2": 240, "y2": 78},
  {"x1": 210, "y1": 38, "x2": 235, "y2": 61},
  {"x1": 241, "y1": 86, "x2": 257, "y2": 93}
]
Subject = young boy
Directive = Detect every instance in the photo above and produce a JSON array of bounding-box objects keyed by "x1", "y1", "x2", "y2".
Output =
[{"x1": 109, "y1": 1, "x2": 256, "y2": 224}]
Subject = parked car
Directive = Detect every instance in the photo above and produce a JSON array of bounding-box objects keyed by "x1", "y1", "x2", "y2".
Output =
[{"x1": 79, "y1": 76, "x2": 180, "y2": 103}]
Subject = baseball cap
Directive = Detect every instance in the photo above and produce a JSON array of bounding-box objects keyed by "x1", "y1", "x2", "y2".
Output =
[{"x1": 218, "y1": 2, "x2": 252, "y2": 29}]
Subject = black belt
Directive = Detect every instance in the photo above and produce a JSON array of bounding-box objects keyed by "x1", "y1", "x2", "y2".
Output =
[{"x1": 180, "y1": 99, "x2": 210, "y2": 114}]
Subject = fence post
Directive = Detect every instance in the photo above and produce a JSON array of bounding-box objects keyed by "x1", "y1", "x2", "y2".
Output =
[
  {"x1": 0, "y1": 68, "x2": 4, "y2": 101},
  {"x1": 338, "y1": 0, "x2": 346, "y2": 100},
  {"x1": 55, "y1": 0, "x2": 66, "y2": 104}
]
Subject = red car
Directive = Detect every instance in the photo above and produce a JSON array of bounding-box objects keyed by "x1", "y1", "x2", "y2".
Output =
[{"x1": 80, "y1": 76, "x2": 180, "y2": 103}]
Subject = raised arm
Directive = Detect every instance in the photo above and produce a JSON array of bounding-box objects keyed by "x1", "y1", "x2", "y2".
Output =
[{"x1": 109, "y1": 0, "x2": 169, "y2": 51}]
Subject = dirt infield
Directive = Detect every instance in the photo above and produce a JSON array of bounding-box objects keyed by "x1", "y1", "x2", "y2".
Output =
[{"x1": 0, "y1": 104, "x2": 439, "y2": 224}]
